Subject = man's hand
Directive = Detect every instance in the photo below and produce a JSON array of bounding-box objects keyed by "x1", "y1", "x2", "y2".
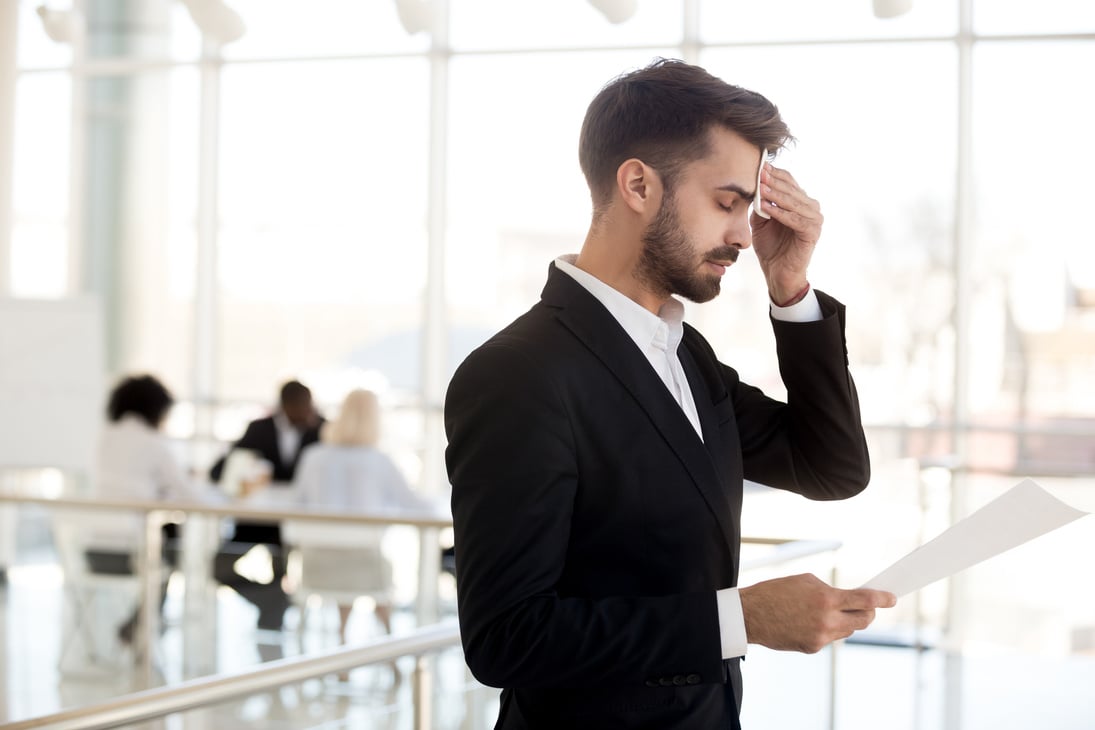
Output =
[
  {"x1": 751, "y1": 164, "x2": 823, "y2": 304},
  {"x1": 739, "y1": 573, "x2": 896, "y2": 654}
]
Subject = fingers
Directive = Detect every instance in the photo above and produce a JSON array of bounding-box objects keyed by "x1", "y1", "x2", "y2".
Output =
[
  {"x1": 759, "y1": 164, "x2": 823, "y2": 241},
  {"x1": 838, "y1": 608, "x2": 876, "y2": 633},
  {"x1": 741, "y1": 575, "x2": 897, "y2": 655},
  {"x1": 831, "y1": 588, "x2": 895, "y2": 640},
  {"x1": 838, "y1": 588, "x2": 898, "y2": 611}
]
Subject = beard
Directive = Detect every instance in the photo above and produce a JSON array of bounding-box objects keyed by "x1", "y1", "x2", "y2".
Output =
[{"x1": 638, "y1": 194, "x2": 738, "y2": 304}]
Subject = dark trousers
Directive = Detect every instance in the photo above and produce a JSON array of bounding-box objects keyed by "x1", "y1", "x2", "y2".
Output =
[{"x1": 212, "y1": 520, "x2": 289, "y2": 628}]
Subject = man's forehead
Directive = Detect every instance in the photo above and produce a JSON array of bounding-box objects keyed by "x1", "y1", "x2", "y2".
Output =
[{"x1": 688, "y1": 137, "x2": 761, "y2": 192}]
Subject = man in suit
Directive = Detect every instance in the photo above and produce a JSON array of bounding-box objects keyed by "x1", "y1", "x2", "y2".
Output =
[
  {"x1": 444, "y1": 59, "x2": 896, "y2": 728},
  {"x1": 210, "y1": 379, "x2": 322, "y2": 630}
]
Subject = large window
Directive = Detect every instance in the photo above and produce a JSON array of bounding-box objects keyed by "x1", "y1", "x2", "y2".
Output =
[
  {"x1": 698, "y1": 43, "x2": 958, "y2": 426},
  {"x1": 216, "y1": 59, "x2": 430, "y2": 403},
  {"x1": 10, "y1": 72, "x2": 70, "y2": 298},
  {"x1": 12, "y1": 4, "x2": 1092, "y2": 491},
  {"x1": 445, "y1": 50, "x2": 675, "y2": 357},
  {"x1": 966, "y1": 40, "x2": 1095, "y2": 475}
]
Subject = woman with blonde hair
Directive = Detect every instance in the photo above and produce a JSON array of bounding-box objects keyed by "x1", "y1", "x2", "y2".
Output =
[{"x1": 289, "y1": 389, "x2": 428, "y2": 644}]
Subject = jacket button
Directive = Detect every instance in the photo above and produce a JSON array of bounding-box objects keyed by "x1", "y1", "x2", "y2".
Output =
[
  {"x1": 686, "y1": 673, "x2": 701, "y2": 685},
  {"x1": 672, "y1": 675, "x2": 686, "y2": 685}
]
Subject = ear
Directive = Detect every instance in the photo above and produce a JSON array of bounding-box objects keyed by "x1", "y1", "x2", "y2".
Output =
[{"x1": 615, "y1": 158, "x2": 663, "y2": 216}]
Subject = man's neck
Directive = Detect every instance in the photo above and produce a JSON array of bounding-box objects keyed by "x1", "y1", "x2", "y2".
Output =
[
  {"x1": 273, "y1": 410, "x2": 298, "y2": 433},
  {"x1": 575, "y1": 231, "x2": 667, "y2": 315}
]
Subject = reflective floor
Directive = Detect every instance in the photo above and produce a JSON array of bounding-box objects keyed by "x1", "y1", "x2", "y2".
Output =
[
  {"x1": 3, "y1": 492, "x2": 1095, "y2": 729},
  {"x1": 0, "y1": 507, "x2": 488, "y2": 730}
]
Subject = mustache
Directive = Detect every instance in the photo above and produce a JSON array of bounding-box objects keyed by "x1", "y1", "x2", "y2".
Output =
[{"x1": 705, "y1": 245, "x2": 739, "y2": 264}]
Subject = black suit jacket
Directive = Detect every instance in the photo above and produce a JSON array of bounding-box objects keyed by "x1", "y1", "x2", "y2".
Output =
[
  {"x1": 444, "y1": 263, "x2": 870, "y2": 729},
  {"x1": 209, "y1": 415, "x2": 322, "y2": 484},
  {"x1": 210, "y1": 415, "x2": 322, "y2": 545}
]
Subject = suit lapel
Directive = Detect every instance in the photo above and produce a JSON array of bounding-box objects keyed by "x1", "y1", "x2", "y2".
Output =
[
  {"x1": 678, "y1": 344, "x2": 739, "y2": 552},
  {"x1": 542, "y1": 264, "x2": 738, "y2": 554}
]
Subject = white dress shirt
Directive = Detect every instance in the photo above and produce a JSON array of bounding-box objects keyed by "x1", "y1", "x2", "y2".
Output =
[
  {"x1": 93, "y1": 414, "x2": 206, "y2": 549},
  {"x1": 554, "y1": 256, "x2": 704, "y2": 440},
  {"x1": 554, "y1": 255, "x2": 821, "y2": 660},
  {"x1": 273, "y1": 411, "x2": 303, "y2": 467}
]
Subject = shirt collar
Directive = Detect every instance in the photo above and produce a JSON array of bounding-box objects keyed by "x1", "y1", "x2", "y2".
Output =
[
  {"x1": 273, "y1": 410, "x2": 294, "y2": 433},
  {"x1": 554, "y1": 255, "x2": 686, "y2": 354}
]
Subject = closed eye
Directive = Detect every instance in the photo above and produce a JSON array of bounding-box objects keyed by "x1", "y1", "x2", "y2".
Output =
[
  {"x1": 715, "y1": 183, "x2": 754, "y2": 214},
  {"x1": 718, "y1": 195, "x2": 747, "y2": 213}
]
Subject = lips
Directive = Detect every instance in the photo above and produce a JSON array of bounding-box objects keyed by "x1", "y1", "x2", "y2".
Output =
[{"x1": 704, "y1": 246, "x2": 739, "y2": 275}]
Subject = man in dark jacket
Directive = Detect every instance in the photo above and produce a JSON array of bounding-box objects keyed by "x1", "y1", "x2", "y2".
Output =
[
  {"x1": 444, "y1": 59, "x2": 896, "y2": 728},
  {"x1": 210, "y1": 380, "x2": 322, "y2": 630}
]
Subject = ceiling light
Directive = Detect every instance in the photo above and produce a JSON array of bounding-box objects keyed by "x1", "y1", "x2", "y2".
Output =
[
  {"x1": 179, "y1": 0, "x2": 246, "y2": 44},
  {"x1": 36, "y1": 5, "x2": 82, "y2": 44},
  {"x1": 395, "y1": 0, "x2": 432, "y2": 35},
  {"x1": 873, "y1": 0, "x2": 914, "y2": 19},
  {"x1": 588, "y1": 0, "x2": 638, "y2": 24}
]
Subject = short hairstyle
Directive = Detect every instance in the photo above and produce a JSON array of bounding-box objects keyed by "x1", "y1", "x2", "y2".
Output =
[
  {"x1": 107, "y1": 374, "x2": 174, "y2": 428},
  {"x1": 579, "y1": 58, "x2": 793, "y2": 213},
  {"x1": 321, "y1": 389, "x2": 381, "y2": 447},
  {"x1": 279, "y1": 380, "x2": 312, "y2": 407}
]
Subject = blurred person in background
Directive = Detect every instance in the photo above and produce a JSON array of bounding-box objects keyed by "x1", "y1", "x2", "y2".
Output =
[
  {"x1": 92, "y1": 373, "x2": 206, "y2": 644},
  {"x1": 291, "y1": 388, "x2": 431, "y2": 642},
  {"x1": 209, "y1": 379, "x2": 323, "y2": 631}
]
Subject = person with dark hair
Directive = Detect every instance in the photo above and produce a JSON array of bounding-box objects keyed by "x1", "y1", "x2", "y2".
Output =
[
  {"x1": 445, "y1": 58, "x2": 896, "y2": 728},
  {"x1": 209, "y1": 379, "x2": 323, "y2": 630},
  {"x1": 97, "y1": 374, "x2": 196, "y2": 505},
  {"x1": 106, "y1": 374, "x2": 174, "y2": 426},
  {"x1": 92, "y1": 374, "x2": 205, "y2": 644}
]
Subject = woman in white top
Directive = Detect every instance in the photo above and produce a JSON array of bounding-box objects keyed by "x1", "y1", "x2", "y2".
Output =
[
  {"x1": 91, "y1": 374, "x2": 204, "y2": 643},
  {"x1": 291, "y1": 388, "x2": 428, "y2": 641},
  {"x1": 97, "y1": 377, "x2": 203, "y2": 505}
]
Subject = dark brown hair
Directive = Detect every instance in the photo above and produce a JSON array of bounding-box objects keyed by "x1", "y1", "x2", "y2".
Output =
[
  {"x1": 578, "y1": 58, "x2": 793, "y2": 213},
  {"x1": 107, "y1": 374, "x2": 174, "y2": 428},
  {"x1": 279, "y1": 379, "x2": 312, "y2": 408}
]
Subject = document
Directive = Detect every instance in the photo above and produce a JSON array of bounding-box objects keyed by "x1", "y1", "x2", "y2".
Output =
[{"x1": 862, "y1": 479, "x2": 1088, "y2": 597}]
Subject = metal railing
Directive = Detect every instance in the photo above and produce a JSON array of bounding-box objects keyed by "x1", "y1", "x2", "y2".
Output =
[
  {"x1": 739, "y1": 536, "x2": 843, "y2": 730},
  {"x1": 0, "y1": 490, "x2": 453, "y2": 529},
  {"x1": 0, "y1": 486, "x2": 845, "y2": 730},
  {"x1": 739, "y1": 537, "x2": 842, "y2": 572},
  {"x1": 0, "y1": 489, "x2": 453, "y2": 682},
  {"x1": 0, "y1": 621, "x2": 463, "y2": 730}
]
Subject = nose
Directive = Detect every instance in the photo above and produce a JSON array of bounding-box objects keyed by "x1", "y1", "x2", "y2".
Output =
[{"x1": 731, "y1": 215, "x2": 753, "y2": 251}]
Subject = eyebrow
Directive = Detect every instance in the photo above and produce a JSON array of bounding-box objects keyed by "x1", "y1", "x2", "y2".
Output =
[{"x1": 716, "y1": 183, "x2": 755, "y2": 199}]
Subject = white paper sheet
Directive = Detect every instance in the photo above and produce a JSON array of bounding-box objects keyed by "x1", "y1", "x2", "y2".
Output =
[{"x1": 861, "y1": 479, "x2": 1088, "y2": 596}]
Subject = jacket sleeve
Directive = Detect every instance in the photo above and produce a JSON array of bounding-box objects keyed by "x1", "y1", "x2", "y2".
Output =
[
  {"x1": 730, "y1": 289, "x2": 870, "y2": 500},
  {"x1": 445, "y1": 339, "x2": 726, "y2": 690},
  {"x1": 208, "y1": 420, "x2": 264, "y2": 483}
]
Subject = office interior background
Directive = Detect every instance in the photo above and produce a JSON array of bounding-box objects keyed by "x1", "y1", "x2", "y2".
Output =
[{"x1": 1, "y1": 0, "x2": 1094, "y2": 728}]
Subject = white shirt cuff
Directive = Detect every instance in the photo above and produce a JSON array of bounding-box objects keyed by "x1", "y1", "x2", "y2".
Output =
[
  {"x1": 770, "y1": 288, "x2": 822, "y2": 323},
  {"x1": 716, "y1": 587, "x2": 748, "y2": 659}
]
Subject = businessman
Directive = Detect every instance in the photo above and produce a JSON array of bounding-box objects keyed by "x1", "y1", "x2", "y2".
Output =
[
  {"x1": 210, "y1": 379, "x2": 322, "y2": 630},
  {"x1": 444, "y1": 59, "x2": 896, "y2": 728}
]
